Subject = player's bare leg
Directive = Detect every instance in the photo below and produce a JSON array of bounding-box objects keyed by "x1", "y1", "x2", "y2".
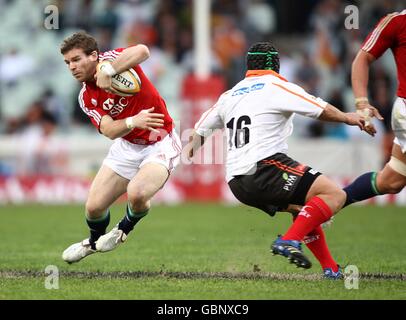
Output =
[
  {"x1": 96, "y1": 163, "x2": 169, "y2": 252},
  {"x1": 376, "y1": 143, "x2": 406, "y2": 194},
  {"x1": 86, "y1": 165, "x2": 130, "y2": 219},
  {"x1": 304, "y1": 175, "x2": 347, "y2": 212},
  {"x1": 62, "y1": 165, "x2": 129, "y2": 263},
  {"x1": 344, "y1": 143, "x2": 406, "y2": 207}
]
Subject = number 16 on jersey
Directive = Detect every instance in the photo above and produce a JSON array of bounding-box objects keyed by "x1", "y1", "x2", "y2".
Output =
[{"x1": 226, "y1": 116, "x2": 251, "y2": 149}]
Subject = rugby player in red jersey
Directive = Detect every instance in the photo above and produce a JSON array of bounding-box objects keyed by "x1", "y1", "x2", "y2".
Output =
[
  {"x1": 343, "y1": 10, "x2": 406, "y2": 206},
  {"x1": 60, "y1": 31, "x2": 181, "y2": 263}
]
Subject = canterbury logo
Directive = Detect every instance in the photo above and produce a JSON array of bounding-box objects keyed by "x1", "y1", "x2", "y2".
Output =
[
  {"x1": 304, "y1": 234, "x2": 320, "y2": 244},
  {"x1": 298, "y1": 205, "x2": 312, "y2": 218}
]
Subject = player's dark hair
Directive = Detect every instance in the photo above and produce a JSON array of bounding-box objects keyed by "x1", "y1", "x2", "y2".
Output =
[
  {"x1": 246, "y1": 42, "x2": 280, "y2": 73},
  {"x1": 60, "y1": 31, "x2": 99, "y2": 56}
]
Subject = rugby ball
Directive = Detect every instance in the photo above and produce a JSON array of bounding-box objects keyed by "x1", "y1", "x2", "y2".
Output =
[{"x1": 97, "y1": 61, "x2": 141, "y2": 96}]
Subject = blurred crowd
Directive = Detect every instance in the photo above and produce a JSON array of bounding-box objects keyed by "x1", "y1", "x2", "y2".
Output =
[{"x1": 0, "y1": 0, "x2": 404, "y2": 175}]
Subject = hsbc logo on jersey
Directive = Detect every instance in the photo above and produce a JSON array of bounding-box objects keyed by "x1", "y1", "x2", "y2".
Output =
[
  {"x1": 103, "y1": 98, "x2": 114, "y2": 111},
  {"x1": 102, "y1": 97, "x2": 129, "y2": 116}
]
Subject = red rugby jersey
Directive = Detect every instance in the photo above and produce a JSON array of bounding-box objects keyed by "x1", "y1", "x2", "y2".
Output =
[
  {"x1": 362, "y1": 10, "x2": 406, "y2": 98},
  {"x1": 78, "y1": 47, "x2": 173, "y2": 145}
]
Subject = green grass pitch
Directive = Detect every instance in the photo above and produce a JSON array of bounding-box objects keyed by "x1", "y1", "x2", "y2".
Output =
[{"x1": 0, "y1": 203, "x2": 405, "y2": 299}]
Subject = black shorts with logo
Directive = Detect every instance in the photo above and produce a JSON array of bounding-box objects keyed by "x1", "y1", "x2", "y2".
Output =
[{"x1": 228, "y1": 153, "x2": 321, "y2": 216}]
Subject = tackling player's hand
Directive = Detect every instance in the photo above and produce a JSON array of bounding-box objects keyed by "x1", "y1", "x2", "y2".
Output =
[
  {"x1": 344, "y1": 112, "x2": 371, "y2": 135},
  {"x1": 355, "y1": 102, "x2": 384, "y2": 137},
  {"x1": 130, "y1": 107, "x2": 165, "y2": 133}
]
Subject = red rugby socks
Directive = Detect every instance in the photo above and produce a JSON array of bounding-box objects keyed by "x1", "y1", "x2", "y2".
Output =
[
  {"x1": 304, "y1": 225, "x2": 338, "y2": 272},
  {"x1": 282, "y1": 196, "x2": 333, "y2": 242}
]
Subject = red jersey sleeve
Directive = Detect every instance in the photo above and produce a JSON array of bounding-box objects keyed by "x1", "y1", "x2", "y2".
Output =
[
  {"x1": 362, "y1": 13, "x2": 400, "y2": 58},
  {"x1": 78, "y1": 84, "x2": 108, "y2": 130}
]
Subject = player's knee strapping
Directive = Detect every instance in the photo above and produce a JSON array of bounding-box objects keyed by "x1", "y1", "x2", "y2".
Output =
[{"x1": 388, "y1": 156, "x2": 406, "y2": 177}]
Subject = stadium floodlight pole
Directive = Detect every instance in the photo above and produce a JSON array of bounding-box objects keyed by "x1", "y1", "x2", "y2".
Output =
[
  {"x1": 193, "y1": 0, "x2": 211, "y2": 80},
  {"x1": 0, "y1": 50, "x2": 3, "y2": 123}
]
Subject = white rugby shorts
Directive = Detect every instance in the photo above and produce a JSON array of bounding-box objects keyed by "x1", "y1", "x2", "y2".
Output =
[
  {"x1": 103, "y1": 129, "x2": 182, "y2": 180},
  {"x1": 392, "y1": 97, "x2": 406, "y2": 153}
]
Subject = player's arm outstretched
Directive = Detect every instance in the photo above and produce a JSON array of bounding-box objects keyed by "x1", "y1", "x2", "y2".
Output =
[
  {"x1": 100, "y1": 107, "x2": 164, "y2": 140},
  {"x1": 351, "y1": 50, "x2": 384, "y2": 132},
  {"x1": 319, "y1": 103, "x2": 370, "y2": 134},
  {"x1": 96, "y1": 45, "x2": 150, "y2": 92}
]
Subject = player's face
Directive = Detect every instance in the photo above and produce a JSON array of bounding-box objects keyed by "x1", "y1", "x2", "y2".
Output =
[{"x1": 63, "y1": 48, "x2": 98, "y2": 82}]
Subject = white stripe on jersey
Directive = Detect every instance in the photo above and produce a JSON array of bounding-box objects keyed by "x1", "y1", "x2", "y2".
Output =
[
  {"x1": 362, "y1": 12, "x2": 400, "y2": 52},
  {"x1": 100, "y1": 51, "x2": 119, "y2": 57},
  {"x1": 102, "y1": 49, "x2": 120, "y2": 56},
  {"x1": 79, "y1": 88, "x2": 101, "y2": 123},
  {"x1": 78, "y1": 84, "x2": 102, "y2": 125},
  {"x1": 102, "y1": 52, "x2": 119, "y2": 58},
  {"x1": 99, "y1": 55, "x2": 118, "y2": 61},
  {"x1": 99, "y1": 51, "x2": 120, "y2": 62}
]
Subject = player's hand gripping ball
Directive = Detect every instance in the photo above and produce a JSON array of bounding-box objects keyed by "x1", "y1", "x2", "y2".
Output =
[{"x1": 97, "y1": 61, "x2": 141, "y2": 96}]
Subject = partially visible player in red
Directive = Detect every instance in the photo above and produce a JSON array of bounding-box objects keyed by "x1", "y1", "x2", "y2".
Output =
[
  {"x1": 273, "y1": 11, "x2": 406, "y2": 276},
  {"x1": 343, "y1": 10, "x2": 406, "y2": 207},
  {"x1": 60, "y1": 31, "x2": 181, "y2": 263}
]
